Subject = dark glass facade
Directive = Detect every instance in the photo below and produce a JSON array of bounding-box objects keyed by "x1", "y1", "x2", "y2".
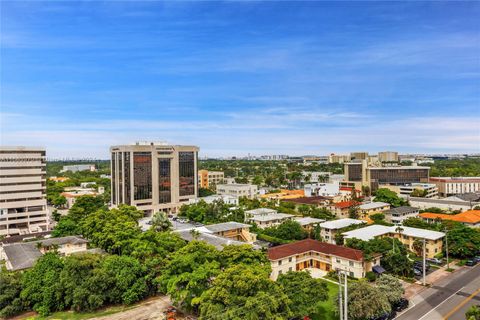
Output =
[
  {"x1": 133, "y1": 152, "x2": 152, "y2": 200},
  {"x1": 158, "y1": 158, "x2": 171, "y2": 203},
  {"x1": 348, "y1": 163, "x2": 363, "y2": 181},
  {"x1": 370, "y1": 168, "x2": 429, "y2": 191},
  {"x1": 111, "y1": 153, "x2": 116, "y2": 205},
  {"x1": 118, "y1": 152, "x2": 123, "y2": 204},
  {"x1": 179, "y1": 152, "x2": 195, "y2": 196},
  {"x1": 124, "y1": 152, "x2": 131, "y2": 205}
]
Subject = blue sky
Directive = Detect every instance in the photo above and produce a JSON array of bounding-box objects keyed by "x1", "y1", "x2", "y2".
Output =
[{"x1": 1, "y1": 1, "x2": 479, "y2": 159}]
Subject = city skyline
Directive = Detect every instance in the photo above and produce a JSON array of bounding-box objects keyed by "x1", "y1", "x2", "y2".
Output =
[{"x1": 1, "y1": 2, "x2": 479, "y2": 158}]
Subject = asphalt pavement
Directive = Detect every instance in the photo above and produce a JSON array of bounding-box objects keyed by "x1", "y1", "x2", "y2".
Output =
[{"x1": 396, "y1": 264, "x2": 480, "y2": 320}]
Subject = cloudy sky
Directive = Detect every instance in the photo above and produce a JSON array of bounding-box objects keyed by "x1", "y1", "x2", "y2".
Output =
[{"x1": 1, "y1": 1, "x2": 479, "y2": 159}]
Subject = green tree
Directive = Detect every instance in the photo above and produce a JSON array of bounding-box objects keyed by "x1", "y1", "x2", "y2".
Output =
[
  {"x1": 344, "y1": 280, "x2": 391, "y2": 320},
  {"x1": 373, "y1": 188, "x2": 407, "y2": 207},
  {"x1": 263, "y1": 220, "x2": 308, "y2": 241},
  {"x1": 447, "y1": 225, "x2": 480, "y2": 258},
  {"x1": 0, "y1": 272, "x2": 26, "y2": 318},
  {"x1": 277, "y1": 271, "x2": 329, "y2": 317},
  {"x1": 199, "y1": 188, "x2": 215, "y2": 197},
  {"x1": 219, "y1": 244, "x2": 270, "y2": 270},
  {"x1": 466, "y1": 305, "x2": 480, "y2": 320},
  {"x1": 195, "y1": 264, "x2": 292, "y2": 320},
  {"x1": 375, "y1": 274, "x2": 404, "y2": 304}
]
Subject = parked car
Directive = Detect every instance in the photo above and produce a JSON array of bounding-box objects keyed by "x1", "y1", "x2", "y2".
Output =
[
  {"x1": 172, "y1": 217, "x2": 178, "y2": 221},
  {"x1": 414, "y1": 261, "x2": 430, "y2": 271},
  {"x1": 466, "y1": 260, "x2": 477, "y2": 266},
  {"x1": 392, "y1": 298, "x2": 409, "y2": 312},
  {"x1": 426, "y1": 258, "x2": 442, "y2": 265},
  {"x1": 370, "y1": 310, "x2": 397, "y2": 320},
  {"x1": 474, "y1": 256, "x2": 480, "y2": 263},
  {"x1": 413, "y1": 268, "x2": 422, "y2": 276}
]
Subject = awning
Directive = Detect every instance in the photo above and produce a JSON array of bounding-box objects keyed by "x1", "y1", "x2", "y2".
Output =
[{"x1": 372, "y1": 265, "x2": 386, "y2": 274}]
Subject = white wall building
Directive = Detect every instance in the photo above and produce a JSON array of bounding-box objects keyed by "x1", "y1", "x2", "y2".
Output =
[
  {"x1": 216, "y1": 183, "x2": 258, "y2": 199},
  {"x1": 318, "y1": 218, "x2": 365, "y2": 244},
  {"x1": 61, "y1": 164, "x2": 96, "y2": 173},
  {"x1": 0, "y1": 147, "x2": 49, "y2": 236}
]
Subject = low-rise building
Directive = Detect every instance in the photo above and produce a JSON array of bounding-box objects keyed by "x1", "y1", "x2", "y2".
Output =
[
  {"x1": 216, "y1": 183, "x2": 258, "y2": 199},
  {"x1": 61, "y1": 187, "x2": 104, "y2": 208},
  {"x1": 188, "y1": 194, "x2": 239, "y2": 206},
  {"x1": 294, "y1": 217, "x2": 325, "y2": 233},
  {"x1": 380, "y1": 183, "x2": 438, "y2": 198},
  {"x1": 342, "y1": 225, "x2": 445, "y2": 258},
  {"x1": 301, "y1": 171, "x2": 331, "y2": 183},
  {"x1": 318, "y1": 218, "x2": 365, "y2": 244},
  {"x1": 198, "y1": 170, "x2": 224, "y2": 190},
  {"x1": 61, "y1": 164, "x2": 96, "y2": 173},
  {"x1": 384, "y1": 206, "x2": 419, "y2": 225},
  {"x1": 407, "y1": 197, "x2": 479, "y2": 212},
  {"x1": 358, "y1": 202, "x2": 391, "y2": 221},
  {"x1": 48, "y1": 176, "x2": 70, "y2": 183},
  {"x1": 268, "y1": 239, "x2": 380, "y2": 280},
  {"x1": 429, "y1": 177, "x2": 480, "y2": 197},
  {"x1": 304, "y1": 182, "x2": 340, "y2": 197},
  {"x1": 329, "y1": 200, "x2": 361, "y2": 218},
  {"x1": 247, "y1": 213, "x2": 294, "y2": 229},
  {"x1": 0, "y1": 236, "x2": 89, "y2": 271},
  {"x1": 419, "y1": 210, "x2": 480, "y2": 228},
  {"x1": 261, "y1": 189, "x2": 305, "y2": 200}
]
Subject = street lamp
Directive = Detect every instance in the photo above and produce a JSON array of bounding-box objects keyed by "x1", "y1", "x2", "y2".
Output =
[{"x1": 444, "y1": 227, "x2": 449, "y2": 270}]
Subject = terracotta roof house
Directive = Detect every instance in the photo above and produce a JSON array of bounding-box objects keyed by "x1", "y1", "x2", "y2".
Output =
[{"x1": 419, "y1": 210, "x2": 480, "y2": 227}]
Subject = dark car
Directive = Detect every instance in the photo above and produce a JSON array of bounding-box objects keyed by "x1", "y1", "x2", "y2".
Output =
[
  {"x1": 370, "y1": 311, "x2": 397, "y2": 320},
  {"x1": 392, "y1": 298, "x2": 409, "y2": 312},
  {"x1": 414, "y1": 261, "x2": 430, "y2": 271},
  {"x1": 413, "y1": 268, "x2": 422, "y2": 276},
  {"x1": 466, "y1": 260, "x2": 477, "y2": 266},
  {"x1": 474, "y1": 256, "x2": 480, "y2": 263}
]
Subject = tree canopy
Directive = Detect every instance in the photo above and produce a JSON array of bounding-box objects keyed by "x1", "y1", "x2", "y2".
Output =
[{"x1": 373, "y1": 188, "x2": 408, "y2": 207}]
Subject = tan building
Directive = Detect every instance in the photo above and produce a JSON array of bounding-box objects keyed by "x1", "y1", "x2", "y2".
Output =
[
  {"x1": 380, "y1": 183, "x2": 438, "y2": 198},
  {"x1": 344, "y1": 160, "x2": 430, "y2": 192},
  {"x1": 110, "y1": 142, "x2": 199, "y2": 215},
  {"x1": 268, "y1": 239, "x2": 380, "y2": 280},
  {"x1": 198, "y1": 170, "x2": 224, "y2": 190},
  {"x1": 216, "y1": 183, "x2": 258, "y2": 199},
  {"x1": 378, "y1": 151, "x2": 399, "y2": 163},
  {"x1": 358, "y1": 202, "x2": 391, "y2": 222},
  {"x1": 429, "y1": 177, "x2": 480, "y2": 197},
  {"x1": 328, "y1": 154, "x2": 351, "y2": 164},
  {"x1": 0, "y1": 147, "x2": 49, "y2": 236},
  {"x1": 343, "y1": 225, "x2": 445, "y2": 258},
  {"x1": 350, "y1": 152, "x2": 369, "y2": 160}
]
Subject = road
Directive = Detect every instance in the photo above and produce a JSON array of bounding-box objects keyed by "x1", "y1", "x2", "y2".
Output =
[{"x1": 396, "y1": 264, "x2": 480, "y2": 320}]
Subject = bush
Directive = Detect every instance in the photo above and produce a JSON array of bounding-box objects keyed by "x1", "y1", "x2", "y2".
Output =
[{"x1": 366, "y1": 271, "x2": 376, "y2": 282}]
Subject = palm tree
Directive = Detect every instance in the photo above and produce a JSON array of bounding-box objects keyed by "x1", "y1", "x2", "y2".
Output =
[
  {"x1": 151, "y1": 211, "x2": 172, "y2": 232},
  {"x1": 394, "y1": 226, "x2": 404, "y2": 253}
]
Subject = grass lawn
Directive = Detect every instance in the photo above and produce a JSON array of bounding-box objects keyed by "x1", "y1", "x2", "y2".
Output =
[
  {"x1": 22, "y1": 304, "x2": 138, "y2": 320},
  {"x1": 311, "y1": 279, "x2": 340, "y2": 320}
]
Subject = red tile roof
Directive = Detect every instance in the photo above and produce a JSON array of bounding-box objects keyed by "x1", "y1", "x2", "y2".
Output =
[
  {"x1": 267, "y1": 239, "x2": 364, "y2": 261},
  {"x1": 419, "y1": 210, "x2": 480, "y2": 224},
  {"x1": 334, "y1": 200, "x2": 360, "y2": 209}
]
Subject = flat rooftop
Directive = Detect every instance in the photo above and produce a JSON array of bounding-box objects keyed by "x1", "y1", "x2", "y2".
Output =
[
  {"x1": 342, "y1": 225, "x2": 445, "y2": 241},
  {"x1": 319, "y1": 218, "x2": 365, "y2": 230}
]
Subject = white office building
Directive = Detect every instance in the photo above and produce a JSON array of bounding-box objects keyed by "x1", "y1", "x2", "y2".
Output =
[{"x1": 0, "y1": 147, "x2": 49, "y2": 236}]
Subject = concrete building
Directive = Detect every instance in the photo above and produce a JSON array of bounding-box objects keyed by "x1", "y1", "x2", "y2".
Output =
[
  {"x1": 0, "y1": 236, "x2": 89, "y2": 271},
  {"x1": 318, "y1": 218, "x2": 365, "y2": 244},
  {"x1": 303, "y1": 156, "x2": 329, "y2": 165},
  {"x1": 247, "y1": 212, "x2": 294, "y2": 229},
  {"x1": 350, "y1": 152, "x2": 369, "y2": 160},
  {"x1": 329, "y1": 200, "x2": 361, "y2": 218},
  {"x1": 61, "y1": 164, "x2": 96, "y2": 173},
  {"x1": 358, "y1": 202, "x2": 391, "y2": 221},
  {"x1": 384, "y1": 206, "x2": 419, "y2": 225},
  {"x1": 302, "y1": 171, "x2": 331, "y2": 183},
  {"x1": 429, "y1": 177, "x2": 480, "y2": 197},
  {"x1": 343, "y1": 225, "x2": 445, "y2": 258},
  {"x1": 328, "y1": 154, "x2": 351, "y2": 164},
  {"x1": 344, "y1": 160, "x2": 430, "y2": 191},
  {"x1": 188, "y1": 194, "x2": 239, "y2": 206},
  {"x1": 419, "y1": 210, "x2": 480, "y2": 228},
  {"x1": 304, "y1": 182, "x2": 340, "y2": 197},
  {"x1": 0, "y1": 147, "x2": 49, "y2": 236},
  {"x1": 378, "y1": 151, "x2": 399, "y2": 163},
  {"x1": 380, "y1": 183, "x2": 438, "y2": 198},
  {"x1": 61, "y1": 186, "x2": 105, "y2": 209},
  {"x1": 268, "y1": 239, "x2": 380, "y2": 280},
  {"x1": 407, "y1": 197, "x2": 479, "y2": 212},
  {"x1": 216, "y1": 183, "x2": 258, "y2": 199},
  {"x1": 198, "y1": 170, "x2": 224, "y2": 190},
  {"x1": 110, "y1": 142, "x2": 199, "y2": 215},
  {"x1": 294, "y1": 217, "x2": 325, "y2": 233}
]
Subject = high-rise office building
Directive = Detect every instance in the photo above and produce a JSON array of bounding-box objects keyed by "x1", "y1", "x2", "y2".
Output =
[
  {"x1": 0, "y1": 147, "x2": 49, "y2": 236},
  {"x1": 110, "y1": 142, "x2": 199, "y2": 215}
]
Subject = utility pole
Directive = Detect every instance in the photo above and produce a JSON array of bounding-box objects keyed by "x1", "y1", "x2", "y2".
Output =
[
  {"x1": 338, "y1": 271, "x2": 344, "y2": 320},
  {"x1": 445, "y1": 228, "x2": 449, "y2": 270},
  {"x1": 344, "y1": 271, "x2": 348, "y2": 320},
  {"x1": 423, "y1": 238, "x2": 426, "y2": 286}
]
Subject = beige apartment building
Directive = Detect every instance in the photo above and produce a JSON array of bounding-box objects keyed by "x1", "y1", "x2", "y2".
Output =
[
  {"x1": 0, "y1": 147, "x2": 49, "y2": 236},
  {"x1": 198, "y1": 169, "x2": 224, "y2": 190},
  {"x1": 216, "y1": 183, "x2": 258, "y2": 199},
  {"x1": 429, "y1": 177, "x2": 480, "y2": 197},
  {"x1": 110, "y1": 142, "x2": 199, "y2": 215},
  {"x1": 378, "y1": 151, "x2": 399, "y2": 163}
]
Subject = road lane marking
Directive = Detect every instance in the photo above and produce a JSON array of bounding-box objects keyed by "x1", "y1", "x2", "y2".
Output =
[
  {"x1": 417, "y1": 286, "x2": 465, "y2": 320},
  {"x1": 443, "y1": 287, "x2": 480, "y2": 320}
]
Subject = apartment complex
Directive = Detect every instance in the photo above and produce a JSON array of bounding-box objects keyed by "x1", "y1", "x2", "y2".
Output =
[
  {"x1": 198, "y1": 169, "x2": 224, "y2": 190},
  {"x1": 343, "y1": 225, "x2": 445, "y2": 258},
  {"x1": 429, "y1": 177, "x2": 480, "y2": 197},
  {"x1": 268, "y1": 239, "x2": 380, "y2": 280},
  {"x1": 216, "y1": 183, "x2": 258, "y2": 199},
  {"x1": 380, "y1": 183, "x2": 438, "y2": 198},
  {"x1": 358, "y1": 202, "x2": 391, "y2": 221},
  {"x1": 384, "y1": 206, "x2": 419, "y2": 225},
  {"x1": 318, "y1": 218, "x2": 365, "y2": 244},
  {"x1": 110, "y1": 142, "x2": 199, "y2": 215},
  {"x1": 344, "y1": 160, "x2": 430, "y2": 191},
  {"x1": 0, "y1": 147, "x2": 49, "y2": 236}
]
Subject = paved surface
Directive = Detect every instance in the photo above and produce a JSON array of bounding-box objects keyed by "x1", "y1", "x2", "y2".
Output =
[{"x1": 396, "y1": 264, "x2": 480, "y2": 320}]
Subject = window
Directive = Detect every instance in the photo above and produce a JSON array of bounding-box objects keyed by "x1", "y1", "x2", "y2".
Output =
[
  {"x1": 134, "y1": 152, "x2": 152, "y2": 200},
  {"x1": 278, "y1": 260, "x2": 282, "y2": 265},
  {"x1": 349, "y1": 272, "x2": 354, "y2": 277},
  {"x1": 288, "y1": 257, "x2": 292, "y2": 262},
  {"x1": 179, "y1": 152, "x2": 195, "y2": 196},
  {"x1": 349, "y1": 261, "x2": 354, "y2": 267},
  {"x1": 158, "y1": 158, "x2": 171, "y2": 203},
  {"x1": 124, "y1": 152, "x2": 131, "y2": 205},
  {"x1": 111, "y1": 153, "x2": 116, "y2": 204},
  {"x1": 336, "y1": 258, "x2": 341, "y2": 263},
  {"x1": 289, "y1": 267, "x2": 292, "y2": 272},
  {"x1": 278, "y1": 270, "x2": 282, "y2": 275}
]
